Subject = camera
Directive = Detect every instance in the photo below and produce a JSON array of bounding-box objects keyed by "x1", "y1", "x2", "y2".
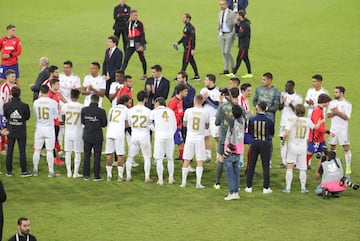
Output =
[
  {"x1": 219, "y1": 87, "x2": 229, "y2": 96},
  {"x1": 340, "y1": 176, "x2": 359, "y2": 190},
  {"x1": 223, "y1": 143, "x2": 235, "y2": 158}
]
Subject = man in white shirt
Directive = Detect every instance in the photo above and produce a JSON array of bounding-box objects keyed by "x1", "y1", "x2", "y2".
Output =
[
  {"x1": 125, "y1": 90, "x2": 152, "y2": 183},
  {"x1": 32, "y1": 85, "x2": 59, "y2": 177},
  {"x1": 200, "y1": 74, "x2": 220, "y2": 162},
  {"x1": 61, "y1": 89, "x2": 83, "y2": 178},
  {"x1": 304, "y1": 74, "x2": 329, "y2": 117},
  {"x1": 109, "y1": 70, "x2": 125, "y2": 107},
  {"x1": 59, "y1": 60, "x2": 81, "y2": 103},
  {"x1": 327, "y1": 86, "x2": 352, "y2": 175},
  {"x1": 180, "y1": 94, "x2": 210, "y2": 188},
  {"x1": 149, "y1": 97, "x2": 177, "y2": 185},
  {"x1": 82, "y1": 62, "x2": 106, "y2": 108},
  {"x1": 279, "y1": 80, "x2": 303, "y2": 166}
]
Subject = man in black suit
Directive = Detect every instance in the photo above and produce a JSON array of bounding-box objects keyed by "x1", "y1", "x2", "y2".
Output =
[
  {"x1": 102, "y1": 35, "x2": 123, "y2": 101},
  {"x1": 30, "y1": 57, "x2": 50, "y2": 100},
  {"x1": 144, "y1": 64, "x2": 170, "y2": 110}
]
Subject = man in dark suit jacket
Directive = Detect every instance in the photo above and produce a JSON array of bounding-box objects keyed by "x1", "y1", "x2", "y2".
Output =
[
  {"x1": 102, "y1": 35, "x2": 123, "y2": 101},
  {"x1": 144, "y1": 64, "x2": 170, "y2": 109},
  {"x1": 30, "y1": 57, "x2": 50, "y2": 100}
]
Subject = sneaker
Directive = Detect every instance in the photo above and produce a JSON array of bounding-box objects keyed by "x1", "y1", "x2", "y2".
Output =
[
  {"x1": 67, "y1": 171, "x2": 72, "y2": 178},
  {"x1": 54, "y1": 158, "x2": 64, "y2": 165},
  {"x1": 93, "y1": 177, "x2": 103, "y2": 182},
  {"x1": 219, "y1": 70, "x2": 230, "y2": 75},
  {"x1": 301, "y1": 188, "x2": 309, "y2": 193},
  {"x1": 132, "y1": 161, "x2": 139, "y2": 168},
  {"x1": 21, "y1": 172, "x2": 32, "y2": 177},
  {"x1": 241, "y1": 73, "x2": 253, "y2": 78},
  {"x1": 140, "y1": 75, "x2": 147, "y2": 80},
  {"x1": 73, "y1": 173, "x2": 83, "y2": 178},
  {"x1": 213, "y1": 183, "x2": 221, "y2": 190},
  {"x1": 282, "y1": 188, "x2": 291, "y2": 193},
  {"x1": 189, "y1": 166, "x2": 196, "y2": 173},
  {"x1": 112, "y1": 162, "x2": 118, "y2": 167},
  {"x1": 245, "y1": 187, "x2": 252, "y2": 193},
  {"x1": 179, "y1": 183, "x2": 186, "y2": 188},
  {"x1": 126, "y1": 177, "x2": 133, "y2": 182},
  {"x1": 168, "y1": 178, "x2": 175, "y2": 184},
  {"x1": 5, "y1": 172, "x2": 12, "y2": 177},
  {"x1": 196, "y1": 184, "x2": 205, "y2": 189},
  {"x1": 33, "y1": 169, "x2": 38, "y2": 177},
  {"x1": 263, "y1": 187, "x2": 273, "y2": 194},
  {"x1": 84, "y1": 176, "x2": 90, "y2": 181},
  {"x1": 190, "y1": 76, "x2": 201, "y2": 81},
  {"x1": 48, "y1": 172, "x2": 56, "y2": 178},
  {"x1": 107, "y1": 176, "x2": 112, "y2": 181},
  {"x1": 145, "y1": 178, "x2": 153, "y2": 183},
  {"x1": 225, "y1": 73, "x2": 236, "y2": 78},
  {"x1": 117, "y1": 176, "x2": 124, "y2": 182},
  {"x1": 345, "y1": 167, "x2": 352, "y2": 175},
  {"x1": 224, "y1": 193, "x2": 235, "y2": 201},
  {"x1": 157, "y1": 180, "x2": 164, "y2": 185},
  {"x1": 233, "y1": 192, "x2": 240, "y2": 199}
]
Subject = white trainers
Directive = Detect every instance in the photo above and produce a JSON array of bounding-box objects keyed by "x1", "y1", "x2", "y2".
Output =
[
  {"x1": 196, "y1": 184, "x2": 205, "y2": 189},
  {"x1": 168, "y1": 178, "x2": 175, "y2": 184},
  {"x1": 224, "y1": 193, "x2": 235, "y2": 201},
  {"x1": 263, "y1": 188, "x2": 273, "y2": 194},
  {"x1": 233, "y1": 192, "x2": 240, "y2": 199},
  {"x1": 117, "y1": 176, "x2": 124, "y2": 182},
  {"x1": 245, "y1": 187, "x2": 252, "y2": 193},
  {"x1": 73, "y1": 173, "x2": 83, "y2": 178},
  {"x1": 107, "y1": 176, "x2": 112, "y2": 181},
  {"x1": 67, "y1": 171, "x2": 72, "y2": 178},
  {"x1": 33, "y1": 169, "x2": 38, "y2": 177},
  {"x1": 157, "y1": 180, "x2": 164, "y2": 185},
  {"x1": 189, "y1": 166, "x2": 196, "y2": 173},
  {"x1": 179, "y1": 183, "x2": 186, "y2": 188}
]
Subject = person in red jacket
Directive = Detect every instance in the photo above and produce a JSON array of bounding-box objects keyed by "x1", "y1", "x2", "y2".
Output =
[
  {"x1": 306, "y1": 93, "x2": 333, "y2": 169},
  {"x1": 0, "y1": 24, "x2": 22, "y2": 84}
]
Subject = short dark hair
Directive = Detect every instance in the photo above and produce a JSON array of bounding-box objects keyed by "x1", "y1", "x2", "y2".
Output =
[
  {"x1": 118, "y1": 94, "x2": 130, "y2": 105},
  {"x1": 230, "y1": 77, "x2": 240, "y2": 86},
  {"x1": 6, "y1": 24, "x2": 15, "y2": 30},
  {"x1": 17, "y1": 217, "x2": 28, "y2": 226},
  {"x1": 177, "y1": 71, "x2": 188, "y2": 81},
  {"x1": 130, "y1": 9, "x2": 138, "y2": 15},
  {"x1": 240, "y1": 83, "x2": 251, "y2": 92},
  {"x1": 206, "y1": 74, "x2": 216, "y2": 83},
  {"x1": 49, "y1": 65, "x2": 58, "y2": 74},
  {"x1": 229, "y1": 87, "x2": 240, "y2": 98},
  {"x1": 286, "y1": 80, "x2": 295, "y2": 87},
  {"x1": 63, "y1": 60, "x2": 73, "y2": 68},
  {"x1": 257, "y1": 101, "x2": 267, "y2": 111},
  {"x1": 262, "y1": 72, "x2": 273, "y2": 80},
  {"x1": 238, "y1": 10, "x2": 246, "y2": 18},
  {"x1": 232, "y1": 104, "x2": 243, "y2": 119},
  {"x1": 154, "y1": 97, "x2": 166, "y2": 106},
  {"x1": 335, "y1": 86, "x2": 345, "y2": 94},
  {"x1": 71, "y1": 89, "x2": 80, "y2": 99},
  {"x1": 175, "y1": 83, "x2": 188, "y2": 94},
  {"x1": 50, "y1": 77, "x2": 60, "y2": 87},
  {"x1": 151, "y1": 64, "x2": 162, "y2": 72},
  {"x1": 294, "y1": 104, "x2": 305, "y2": 117},
  {"x1": 116, "y1": 70, "x2": 125, "y2": 75},
  {"x1": 184, "y1": 13, "x2": 192, "y2": 20},
  {"x1": 318, "y1": 93, "x2": 331, "y2": 104},
  {"x1": 5, "y1": 69, "x2": 15, "y2": 77},
  {"x1": 11, "y1": 86, "x2": 21, "y2": 98},
  {"x1": 312, "y1": 74, "x2": 323, "y2": 82},
  {"x1": 108, "y1": 35, "x2": 119, "y2": 45},
  {"x1": 40, "y1": 85, "x2": 49, "y2": 94},
  {"x1": 124, "y1": 75, "x2": 132, "y2": 82},
  {"x1": 91, "y1": 94, "x2": 100, "y2": 103},
  {"x1": 137, "y1": 90, "x2": 147, "y2": 102},
  {"x1": 91, "y1": 62, "x2": 101, "y2": 69}
]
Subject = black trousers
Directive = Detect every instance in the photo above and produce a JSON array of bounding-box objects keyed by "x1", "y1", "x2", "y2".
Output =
[
  {"x1": 233, "y1": 47, "x2": 251, "y2": 74},
  {"x1": 105, "y1": 78, "x2": 115, "y2": 101},
  {"x1": 246, "y1": 141, "x2": 271, "y2": 189},
  {"x1": 6, "y1": 136, "x2": 27, "y2": 173},
  {"x1": 114, "y1": 27, "x2": 128, "y2": 53},
  {"x1": 181, "y1": 47, "x2": 199, "y2": 76},
  {"x1": 83, "y1": 140, "x2": 102, "y2": 178},
  {"x1": 121, "y1": 47, "x2": 147, "y2": 75}
]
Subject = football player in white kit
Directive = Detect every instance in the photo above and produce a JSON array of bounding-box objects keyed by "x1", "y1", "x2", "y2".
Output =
[
  {"x1": 199, "y1": 74, "x2": 220, "y2": 162},
  {"x1": 81, "y1": 62, "x2": 106, "y2": 108},
  {"x1": 327, "y1": 86, "x2": 352, "y2": 175},
  {"x1": 105, "y1": 95, "x2": 130, "y2": 181},
  {"x1": 180, "y1": 94, "x2": 210, "y2": 188},
  {"x1": 61, "y1": 89, "x2": 83, "y2": 178},
  {"x1": 304, "y1": 74, "x2": 329, "y2": 117},
  {"x1": 149, "y1": 97, "x2": 177, "y2": 185},
  {"x1": 278, "y1": 80, "x2": 302, "y2": 166},
  {"x1": 125, "y1": 90, "x2": 152, "y2": 183},
  {"x1": 282, "y1": 104, "x2": 322, "y2": 193},
  {"x1": 32, "y1": 85, "x2": 59, "y2": 177}
]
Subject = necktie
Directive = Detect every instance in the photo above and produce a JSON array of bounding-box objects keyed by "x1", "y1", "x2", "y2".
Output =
[
  {"x1": 220, "y1": 10, "x2": 225, "y2": 30},
  {"x1": 108, "y1": 48, "x2": 113, "y2": 58},
  {"x1": 154, "y1": 79, "x2": 158, "y2": 92}
]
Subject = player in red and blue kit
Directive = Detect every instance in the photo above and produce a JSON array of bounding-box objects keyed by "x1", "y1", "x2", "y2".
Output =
[{"x1": 0, "y1": 25, "x2": 22, "y2": 84}]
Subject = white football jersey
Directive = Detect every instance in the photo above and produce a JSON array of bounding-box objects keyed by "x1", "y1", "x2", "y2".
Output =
[
  {"x1": 285, "y1": 117, "x2": 314, "y2": 154},
  {"x1": 150, "y1": 106, "x2": 177, "y2": 139},
  {"x1": 328, "y1": 99, "x2": 352, "y2": 130},
  {"x1": 128, "y1": 104, "x2": 151, "y2": 137},
  {"x1": 62, "y1": 101, "x2": 84, "y2": 140},
  {"x1": 106, "y1": 104, "x2": 129, "y2": 139},
  {"x1": 183, "y1": 107, "x2": 209, "y2": 140},
  {"x1": 83, "y1": 74, "x2": 106, "y2": 107},
  {"x1": 280, "y1": 92, "x2": 303, "y2": 126},
  {"x1": 200, "y1": 87, "x2": 220, "y2": 117},
  {"x1": 59, "y1": 73, "x2": 81, "y2": 102},
  {"x1": 33, "y1": 97, "x2": 58, "y2": 128},
  {"x1": 109, "y1": 82, "x2": 124, "y2": 107},
  {"x1": 304, "y1": 87, "x2": 329, "y2": 116}
]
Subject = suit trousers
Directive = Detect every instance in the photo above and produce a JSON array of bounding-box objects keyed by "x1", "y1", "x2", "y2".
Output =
[
  {"x1": 83, "y1": 140, "x2": 103, "y2": 178},
  {"x1": 218, "y1": 32, "x2": 235, "y2": 70},
  {"x1": 6, "y1": 136, "x2": 27, "y2": 173}
]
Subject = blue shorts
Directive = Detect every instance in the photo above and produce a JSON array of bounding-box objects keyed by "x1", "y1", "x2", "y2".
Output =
[
  {"x1": 0, "y1": 63, "x2": 19, "y2": 79},
  {"x1": 174, "y1": 128, "x2": 184, "y2": 145},
  {"x1": 0, "y1": 115, "x2": 7, "y2": 129},
  {"x1": 307, "y1": 141, "x2": 326, "y2": 154},
  {"x1": 244, "y1": 133, "x2": 251, "y2": 145}
]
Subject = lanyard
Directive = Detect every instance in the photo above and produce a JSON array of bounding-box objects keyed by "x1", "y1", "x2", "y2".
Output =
[
  {"x1": 128, "y1": 20, "x2": 137, "y2": 38},
  {"x1": 16, "y1": 233, "x2": 29, "y2": 241}
]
